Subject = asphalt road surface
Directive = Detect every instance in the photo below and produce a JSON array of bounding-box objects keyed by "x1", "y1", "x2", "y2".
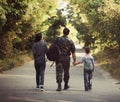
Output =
[{"x1": 0, "y1": 46, "x2": 120, "y2": 102}]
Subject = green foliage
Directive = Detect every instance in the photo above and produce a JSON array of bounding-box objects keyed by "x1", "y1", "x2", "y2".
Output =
[
  {"x1": 0, "y1": 48, "x2": 22, "y2": 70},
  {"x1": 0, "y1": 0, "x2": 28, "y2": 58},
  {"x1": 115, "y1": 0, "x2": 120, "y2": 4},
  {"x1": 0, "y1": 50, "x2": 33, "y2": 72},
  {"x1": 12, "y1": 37, "x2": 22, "y2": 50},
  {"x1": 0, "y1": 0, "x2": 58, "y2": 58},
  {"x1": 0, "y1": 0, "x2": 7, "y2": 33},
  {"x1": 96, "y1": 47, "x2": 120, "y2": 80},
  {"x1": 46, "y1": 9, "x2": 67, "y2": 42},
  {"x1": 69, "y1": 0, "x2": 120, "y2": 51}
]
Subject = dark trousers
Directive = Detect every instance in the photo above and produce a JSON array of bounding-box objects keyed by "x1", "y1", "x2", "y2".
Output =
[
  {"x1": 84, "y1": 69, "x2": 92, "y2": 90},
  {"x1": 34, "y1": 60, "x2": 46, "y2": 86},
  {"x1": 56, "y1": 57, "x2": 70, "y2": 84}
]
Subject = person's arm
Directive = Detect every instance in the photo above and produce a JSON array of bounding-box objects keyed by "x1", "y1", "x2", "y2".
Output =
[
  {"x1": 70, "y1": 40, "x2": 76, "y2": 65},
  {"x1": 44, "y1": 42, "x2": 48, "y2": 61},
  {"x1": 91, "y1": 57, "x2": 95, "y2": 72},
  {"x1": 74, "y1": 61, "x2": 81, "y2": 66},
  {"x1": 45, "y1": 42, "x2": 48, "y2": 54},
  {"x1": 32, "y1": 44, "x2": 36, "y2": 56},
  {"x1": 72, "y1": 52, "x2": 76, "y2": 65},
  {"x1": 92, "y1": 63, "x2": 95, "y2": 72},
  {"x1": 74, "y1": 56, "x2": 84, "y2": 66}
]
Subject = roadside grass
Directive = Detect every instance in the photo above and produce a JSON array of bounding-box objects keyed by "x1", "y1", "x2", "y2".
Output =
[
  {"x1": 95, "y1": 49, "x2": 120, "y2": 81},
  {"x1": 101, "y1": 63, "x2": 120, "y2": 80},
  {"x1": 0, "y1": 51, "x2": 33, "y2": 72}
]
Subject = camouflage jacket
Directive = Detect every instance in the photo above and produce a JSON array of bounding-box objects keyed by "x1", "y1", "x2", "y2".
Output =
[{"x1": 56, "y1": 36, "x2": 75, "y2": 56}]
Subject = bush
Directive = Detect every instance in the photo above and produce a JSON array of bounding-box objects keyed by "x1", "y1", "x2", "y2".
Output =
[
  {"x1": 0, "y1": 51, "x2": 33, "y2": 72},
  {"x1": 12, "y1": 38, "x2": 23, "y2": 50},
  {"x1": 96, "y1": 48, "x2": 120, "y2": 80}
]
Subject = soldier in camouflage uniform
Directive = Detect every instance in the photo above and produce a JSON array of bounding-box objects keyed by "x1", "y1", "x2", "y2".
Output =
[{"x1": 55, "y1": 27, "x2": 76, "y2": 91}]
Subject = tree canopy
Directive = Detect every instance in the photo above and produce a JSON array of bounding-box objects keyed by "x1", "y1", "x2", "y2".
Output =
[
  {"x1": 0, "y1": 0, "x2": 120, "y2": 58},
  {"x1": 68, "y1": 0, "x2": 120, "y2": 52},
  {"x1": 0, "y1": 0, "x2": 57, "y2": 58}
]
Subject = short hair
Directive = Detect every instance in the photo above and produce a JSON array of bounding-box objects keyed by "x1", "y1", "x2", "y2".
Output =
[
  {"x1": 63, "y1": 27, "x2": 70, "y2": 35},
  {"x1": 35, "y1": 33, "x2": 42, "y2": 42},
  {"x1": 85, "y1": 47, "x2": 90, "y2": 54}
]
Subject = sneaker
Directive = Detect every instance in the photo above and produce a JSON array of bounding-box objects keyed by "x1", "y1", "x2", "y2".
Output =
[
  {"x1": 40, "y1": 87, "x2": 45, "y2": 91},
  {"x1": 40, "y1": 85, "x2": 44, "y2": 91}
]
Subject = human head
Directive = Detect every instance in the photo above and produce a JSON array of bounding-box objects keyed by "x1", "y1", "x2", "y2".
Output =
[
  {"x1": 85, "y1": 46, "x2": 90, "y2": 54},
  {"x1": 35, "y1": 33, "x2": 42, "y2": 42},
  {"x1": 63, "y1": 27, "x2": 70, "y2": 36}
]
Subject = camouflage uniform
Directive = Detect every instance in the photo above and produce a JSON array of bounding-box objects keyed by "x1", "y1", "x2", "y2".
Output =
[{"x1": 55, "y1": 36, "x2": 75, "y2": 86}]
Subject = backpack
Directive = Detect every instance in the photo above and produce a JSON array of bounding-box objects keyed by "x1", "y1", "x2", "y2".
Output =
[
  {"x1": 46, "y1": 39, "x2": 61, "y2": 61},
  {"x1": 84, "y1": 57, "x2": 93, "y2": 70}
]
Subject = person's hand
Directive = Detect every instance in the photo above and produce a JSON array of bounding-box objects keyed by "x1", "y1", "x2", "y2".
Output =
[{"x1": 73, "y1": 61, "x2": 76, "y2": 66}]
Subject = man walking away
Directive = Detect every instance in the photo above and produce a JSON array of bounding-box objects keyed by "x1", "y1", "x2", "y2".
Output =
[{"x1": 55, "y1": 27, "x2": 76, "y2": 91}]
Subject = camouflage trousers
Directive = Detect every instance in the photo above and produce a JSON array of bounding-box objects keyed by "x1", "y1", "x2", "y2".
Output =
[{"x1": 55, "y1": 57, "x2": 70, "y2": 84}]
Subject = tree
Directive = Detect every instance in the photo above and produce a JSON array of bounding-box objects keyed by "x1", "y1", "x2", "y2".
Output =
[
  {"x1": 0, "y1": 0, "x2": 58, "y2": 58},
  {"x1": 0, "y1": 0, "x2": 28, "y2": 58},
  {"x1": 68, "y1": 0, "x2": 120, "y2": 52},
  {"x1": 46, "y1": 9, "x2": 67, "y2": 42}
]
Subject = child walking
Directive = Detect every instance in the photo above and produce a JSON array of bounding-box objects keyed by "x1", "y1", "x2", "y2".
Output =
[{"x1": 73, "y1": 47, "x2": 95, "y2": 91}]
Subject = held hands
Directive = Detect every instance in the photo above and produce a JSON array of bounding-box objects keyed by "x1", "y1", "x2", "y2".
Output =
[
  {"x1": 72, "y1": 61, "x2": 76, "y2": 66},
  {"x1": 73, "y1": 61, "x2": 80, "y2": 66}
]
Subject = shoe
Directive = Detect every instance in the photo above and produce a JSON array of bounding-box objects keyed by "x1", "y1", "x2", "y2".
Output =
[
  {"x1": 40, "y1": 86, "x2": 45, "y2": 91},
  {"x1": 64, "y1": 85, "x2": 70, "y2": 90},
  {"x1": 56, "y1": 88, "x2": 62, "y2": 91},
  {"x1": 56, "y1": 84, "x2": 62, "y2": 91},
  {"x1": 85, "y1": 88, "x2": 88, "y2": 91},
  {"x1": 89, "y1": 85, "x2": 92, "y2": 90},
  {"x1": 40, "y1": 85, "x2": 44, "y2": 91}
]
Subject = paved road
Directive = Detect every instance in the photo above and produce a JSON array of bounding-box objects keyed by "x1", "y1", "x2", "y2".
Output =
[{"x1": 0, "y1": 47, "x2": 120, "y2": 102}]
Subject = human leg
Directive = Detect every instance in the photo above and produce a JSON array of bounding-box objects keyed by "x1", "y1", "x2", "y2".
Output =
[
  {"x1": 34, "y1": 62, "x2": 41, "y2": 88},
  {"x1": 84, "y1": 70, "x2": 89, "y2": 91},
  {"x1": 63, "y1": 60, "x2": 70, "y2": 90},
  {"x1": 39, "y1": 61, "x2": 46, "y2": 91},
  {"x1": 40, "y1": 62, "x2": 46, "y2": 85},
  {"x1": 88, "y1": 70, "x2": 92, "y2": 90},
  {"x1": 56, "y1": 62, "x2": 63, "y2": 91}
]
